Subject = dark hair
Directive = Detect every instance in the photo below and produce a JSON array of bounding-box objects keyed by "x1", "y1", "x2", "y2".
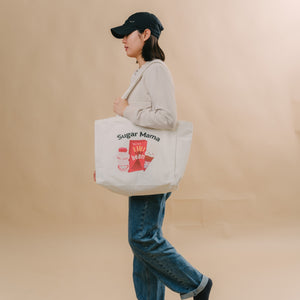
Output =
[{"x1": 138, "y1": 30, "x2": 165, "y2": 61}]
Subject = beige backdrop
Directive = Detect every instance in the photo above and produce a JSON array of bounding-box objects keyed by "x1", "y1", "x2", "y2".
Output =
[{"x1": 1, "y1": 1, "x2": 300, "y2": 300}]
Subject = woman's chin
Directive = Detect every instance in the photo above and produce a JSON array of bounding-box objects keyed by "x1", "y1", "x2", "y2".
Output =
[{"x1": 125, "y1": 51, "x2": 136, "y2": 58}]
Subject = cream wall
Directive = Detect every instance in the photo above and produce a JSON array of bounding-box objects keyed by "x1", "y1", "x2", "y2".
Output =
[
  {"x1": 1, "y1": 0, "x2": 300, "y2": 226},
  {"x1": 1, "y1": 1, "x2": 300, "y2": 300}
]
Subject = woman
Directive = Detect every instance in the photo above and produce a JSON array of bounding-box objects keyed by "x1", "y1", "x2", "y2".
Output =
[{"x1": 110, "y1": 12, "x2": 213, "y2": 300}]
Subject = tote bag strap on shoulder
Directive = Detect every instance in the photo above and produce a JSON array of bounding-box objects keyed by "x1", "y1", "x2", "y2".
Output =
[{"x1": 121, "y1": 59, "x2": 164, "y2": 100}]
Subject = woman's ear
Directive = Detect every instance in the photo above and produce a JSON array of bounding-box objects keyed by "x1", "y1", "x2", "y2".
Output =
[{"x1": 143, "y1": 29, "x2": 151, "y2": 41}]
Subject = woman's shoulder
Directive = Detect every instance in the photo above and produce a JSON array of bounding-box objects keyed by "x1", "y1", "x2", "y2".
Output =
[
  {"x1": 142, "y1": 59, "x2": 174, "y2": 89},
  {"x1": 143, "y1": 59, "x2": 172, "y2": 78},
  {"x1": 145, "y1": 59, "x2": 168, "y2": 69},
  {"x1": 130, "y1": 59, "x2": 164, "y2": 81}
]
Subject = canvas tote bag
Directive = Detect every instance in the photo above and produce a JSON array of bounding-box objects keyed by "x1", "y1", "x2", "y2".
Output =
[{"x1": 94, "y1": 61, "x2": 193, "y2": 196}]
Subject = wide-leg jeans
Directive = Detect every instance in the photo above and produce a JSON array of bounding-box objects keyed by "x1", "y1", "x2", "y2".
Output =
[{"x1": 128, "y1": 193, "x2": 209, "y2": 300}]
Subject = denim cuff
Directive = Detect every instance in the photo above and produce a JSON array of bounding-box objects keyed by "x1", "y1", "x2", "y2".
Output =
[{"x1": 180, "y1": 275, "x2": 209, "y2": 299}]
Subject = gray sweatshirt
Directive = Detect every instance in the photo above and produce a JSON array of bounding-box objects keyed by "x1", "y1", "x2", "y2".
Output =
[{"x1": 123, "y1": 59, "x2": 177, "y2": 130}]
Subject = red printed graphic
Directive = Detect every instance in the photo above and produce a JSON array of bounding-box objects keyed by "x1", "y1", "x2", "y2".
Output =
[
  {"x1": 117, "y1": 140, "x2": 155, "y2": 173},
  {"x1": 144, "y1": 152, "x2": 154, "y2": 170},
  {"x1": 117, "y1": 147, "x2": 129, "y2": 171},
  {"x1": 129, "y1": 140, "x2": 147, "y2": 172}
]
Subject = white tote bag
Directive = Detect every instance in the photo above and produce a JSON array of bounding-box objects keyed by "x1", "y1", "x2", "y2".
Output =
[{"x1": 95, "y1": 61, "x2": 193, "y2": 196}]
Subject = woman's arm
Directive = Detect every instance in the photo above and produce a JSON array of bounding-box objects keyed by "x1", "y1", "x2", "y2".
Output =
[{"x1": 123, "y1": 63, "x2": 177, "y2": 130}]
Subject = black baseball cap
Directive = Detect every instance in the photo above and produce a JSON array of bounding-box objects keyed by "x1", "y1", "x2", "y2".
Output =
[{"x1": 111, "y1": 12, "x2": 164, "y2": 40}]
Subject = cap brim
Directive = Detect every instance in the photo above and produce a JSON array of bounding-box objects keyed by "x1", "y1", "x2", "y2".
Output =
[{"x1": 111, "y1": 24, "x2": 136, "y2": 39}]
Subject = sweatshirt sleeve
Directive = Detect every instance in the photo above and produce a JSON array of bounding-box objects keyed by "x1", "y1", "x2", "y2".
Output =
[{"x1": 123, "y1": 63, "x2": 177, "y2": 130}]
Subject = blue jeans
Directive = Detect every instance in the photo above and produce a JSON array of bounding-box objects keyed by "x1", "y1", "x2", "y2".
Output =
[{"x1": 128, "y1": 193, "x2": 209, "y2": 300}]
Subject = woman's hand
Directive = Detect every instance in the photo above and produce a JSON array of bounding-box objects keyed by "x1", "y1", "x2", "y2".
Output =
[{"x1": 113, "y1": 97, "x2": 128, "y2": 116}]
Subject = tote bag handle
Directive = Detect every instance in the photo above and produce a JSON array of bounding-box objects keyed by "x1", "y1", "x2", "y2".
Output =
[{"x1": 121, "y1": 60, "x2": 164, "y2": 100}]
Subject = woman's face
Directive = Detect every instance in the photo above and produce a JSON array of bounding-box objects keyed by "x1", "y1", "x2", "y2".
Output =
[{"x1": 122, "y1": 30, "x2": 144, "y2": 58}]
